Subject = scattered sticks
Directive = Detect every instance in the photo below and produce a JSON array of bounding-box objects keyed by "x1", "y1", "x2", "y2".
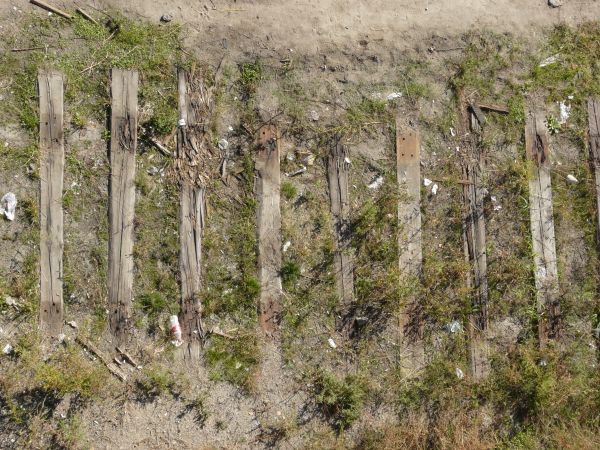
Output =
[{"x1": 29, "y1": 0, "x2": 73, "y2": 20}]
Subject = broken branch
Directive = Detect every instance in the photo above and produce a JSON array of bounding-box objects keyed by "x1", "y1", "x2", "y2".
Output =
[{"x1": 30, "y1": 0, "x2": 73, "y2": 20}]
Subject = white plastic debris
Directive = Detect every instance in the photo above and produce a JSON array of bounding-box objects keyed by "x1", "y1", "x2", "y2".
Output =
[
  {"x1": 344, "y1": 157, "x2": 352, "y2": 164},
  {"x1": 327, "y1": 338, "x2": 337, "y2": 349},
  {"x1": 493, "y1": 204, "x2": 502, "y2": 211},
  {"x1": 446, "y1": 320, "x2": 461, "y2": 333},
  {"x1": 5, "y1": 297, "x2": 18, "y2": 308},
  {"x1": 1, "y1": 192, "x2": 17, "y2": 221},
  {"x1": 386, "y1": 92, "x2": 403, "y2": 101},
  {"x1": 450, "y1": 127, "x2": 456, "y2": 137},
  {"x1": 283, "y1": 241, "x2": 291, "y2": 252},
  {"x1": 227, "y1": 125, "x2": 234, "y2": 132},
  {"x1": 567, "y1": 174, "x2": 578, "y2": 184},
  {"x1": 67, "y1": 321, "x2": 78, "y2": 329},
  {"x1": 286, "y1": 152, "x2": 296, "y2": 162},
  {"x1": 539, "y1": 54, "x2": 560, "y2": 67},
  {"x1": 559, "y1": 101, "x2": 571, "y2": 124},
  {"x1": 218, "y1": 139, "x2": 229, "y2": 151},
  {"x1": 424, "y1": 178, "x2": 433, "y2": 187},
  {"x1": 368, "y1": 176, "x2": 384, "y2": 190},
  {"x1": 287, "y1": 166, "x2": 307, "y2": 177},
  {"x1": 177, "y1": 118, "x2": 186, "y2": 127},
  {"x1": 235, "y1": 362, "x2": 242, "y2": 369},
  {"x1": 169, "y1": 315, "x2": 183, "y2": 347},
  {"x1": 455, "y1": 367, "x2": 465, "y2": 380},
  {"x1": 3, "y1": 343, "x2": 12, "y2": 355},
  {"x1": 431, "y1": 184, "x2": 439, "y2": 195}
]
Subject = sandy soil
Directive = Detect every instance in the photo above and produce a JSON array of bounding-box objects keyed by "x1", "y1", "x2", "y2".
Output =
[{"x1": 1, "y1": 1, "x2": 600, "y2": 449}]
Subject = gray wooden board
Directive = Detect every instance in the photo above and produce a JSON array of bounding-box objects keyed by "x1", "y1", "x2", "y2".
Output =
[
  {"x1": 588, "y1": 99, "x2": 600, "y2": 256},
  {"x1": 38, "y1": 71, "x2": 64, "y2": 336},
  {"x1": 176, "y1": 69, "x2": 207, "y2": 360},
  {"x1": 462, "y1": 108, "x2": 490, "y2": 380},
  {"x1": 327, "y1": 141, "x2": 354, "y2": 310},
  {"x1": 256, "y1": 125, "x2": 283, "y2": 333},
  {"x1": 108, "y1": 69, "x2": 138, "y2": 342},
  {"x1": 396, "y1": 123, "x2": 424, "y2": 376},
  {"x1": 525, "y1": 104, "x2": 560, "y2": 346}
]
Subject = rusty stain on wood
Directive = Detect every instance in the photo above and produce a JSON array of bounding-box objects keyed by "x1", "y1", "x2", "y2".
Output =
[
  {"x1": 39, "y1": 71, "x2": 64, "y2": 337},
  {"x1": 460, "y1": 100, "x2": 490, "y2": 380},
  {"x1": 327, "y1": 139, "x2": 354, "y2": 328},
  {"x1": 256, "y1": 124, "x2": 283, "y2": 334},
  {"x1": 108, "y1": 69, "x2": 138, "y2": 343},
  {"x1": 526, "y1": 103, "x2": 560, "y2": 347},
  {"x1": 396, "y1": 120, "x2": 424, "y2": 376}
]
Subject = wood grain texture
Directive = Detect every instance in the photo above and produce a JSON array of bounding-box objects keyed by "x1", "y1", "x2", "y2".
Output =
[
  {"x1": 461, "y1": 106, "x2": 490, "y2": 380},
  {"x1": 39, "y1": 71, "x2": 64, "y2": 336},
  {"x1": 108, "y1": 69, "x2": 138, "y2": 343},
  {"x1": 327, "y1": 140, "x2": 354, "y2": 311},
  {"x1": 525, "y1": 104, "x2": 559, "y2": 346},
  {"x1": 176, "y1": 68, "x2": 211, "y2": 360},
  {"x1": 588, "y1": 99, "x2": 600, "y2": 259},
  {"x1": 256, "y1": 125, "x2": 282, "y2": 333},
  {"x1": 396, "y1": 122, "x2": 424, "y2": 377}
]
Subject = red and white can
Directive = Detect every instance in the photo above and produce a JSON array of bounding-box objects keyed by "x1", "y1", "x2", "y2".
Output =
[{"x1": 169, "y1": 315, "x2": 183, "y2": 347}]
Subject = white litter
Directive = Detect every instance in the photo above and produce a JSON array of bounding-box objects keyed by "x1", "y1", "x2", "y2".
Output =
[
  {"x1": 227, "y1": 126, "x2": 234, "y2": 132},
  {"x1": 344, "y1": 157, "x2": 352, "y2": 164},
  {"x1": 177, "y1": 118, "x2": 186, "y2": 127},
  {"x1": 169, "y1": 315, "x2": 183, "y2": 347},
  {"x1": 431, "y1": 184, "x2": 439, "y2": 195},
  {"x1": 283, "y1": 241, "x2": 291, "y2": 252},
  {"x1": 1, "y1": 192, "x2": 17, "y2": 221},
  {"x1": 3, "y1": 343, "x2": 13, "y2": 355},
  {"x1": 493, "y1": 204, "x2": 502, "y2": 211},
  {"x1": 386, "y1": 92, "x2": 403, "y2": 101},
  {"x1": 67, "y1": 321, "x2": 78, "y2": 329},
  {"x1": 446, "y1": 320, "x2": 461, "y2": 333},
  {"x1": 5, "y1": 297, "x2": 18, "y2": 308},
  {"x1": 559, "y1": 101, "x2": 571, "y2": 124},
  {"x1": 327, "y1": 338, "x2": 337, "y2": 349},
  {"x1": 450, "y1": 127, "x2": 456, "y2": 137},
  {"x1": 368, "y1": 176, "x2": 384, "y2": 190},
  {"x1": 539, "y1": 54, "x2": 560, "y2": 67},
  {"x1": 455, "y1": 367, "x2": 465, "y2": 379},
  {"x1": 218, "y1": 139, "x2": 229, "y2": 151},
  {"x1": 286, "y1": 166, "x2": 307, "y2": 177},
  {"x1": 424, "y1": 178, "x2": 433, "y2": 187},
  {"x1": 567, "y1": 174, "x2": 578, "y2": 183}
]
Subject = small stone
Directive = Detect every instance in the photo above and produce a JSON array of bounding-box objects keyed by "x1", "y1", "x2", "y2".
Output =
[
  {"x1": 548, "y1": 0, "x2": 562, "y2": 8},
  {"x1": 328, "y1": 338, "x2": 337, "y2": 349},
  {"x1": 160, "y1": 14, "x2": 173, "y2": 23}
]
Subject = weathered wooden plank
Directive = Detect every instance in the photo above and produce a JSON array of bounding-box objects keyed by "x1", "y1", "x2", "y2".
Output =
[
  {"x1": 108, "y1": 69, "x2": 138, "y2": 342},
  {"x1": 588, "y1": 98, "x2": 600, "y2": 257},
  {"x1": 175, "y1": 69, "x2": 211, "y2": 360},
  {"x1": 397, "y1": 124, "x2": 422, "y2": 276},
  {"x1": 525, "y1": 104, "x2": 560, "y2": 346},
  {"x1": 327, "y1": 140, "x2": 354, "y2": 311},
  {"x1": 460, "y1": 105, "x2": 490, "y2": 380},
  {"x1": 256, "y1": 125, "x2": 282, "y2": 334},
  {"x1": 39, "y1": 71, "x2": 64, "y2": 337},
  {"x1": 396, "y1": 122, "x2": 424, "y2": 376}
]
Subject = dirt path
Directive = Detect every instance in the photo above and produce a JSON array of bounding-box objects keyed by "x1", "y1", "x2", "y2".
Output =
[{"x1": 98, "y1": 0, "x2": 600, "y2": 58}]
